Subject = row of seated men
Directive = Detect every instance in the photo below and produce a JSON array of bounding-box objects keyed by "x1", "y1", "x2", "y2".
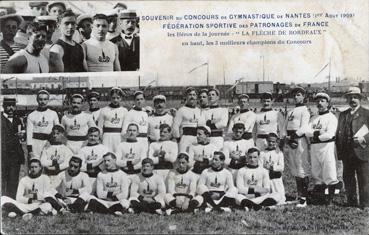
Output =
[{"x1": 1, "y1": 130, "x2": 286, "y2": 218}]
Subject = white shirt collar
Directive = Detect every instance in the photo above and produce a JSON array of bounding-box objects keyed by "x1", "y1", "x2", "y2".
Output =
[
  {"x1": 350, "y1": 105, "x2": 360, "y2": 114},
  {"x1": 120, "y1": 32, "x2": 134, "y2": 45}
]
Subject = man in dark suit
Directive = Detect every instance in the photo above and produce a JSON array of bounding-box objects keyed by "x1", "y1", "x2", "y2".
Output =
[
  {"x1": 336, "y1": 87, "x2": 369, "y2": 209},
  {"x1": 1, "y1": 98, "x2": 25, "y2": 199},
  {"x1": 111, "y1": 10, "x2": 139, "y2": 71}
]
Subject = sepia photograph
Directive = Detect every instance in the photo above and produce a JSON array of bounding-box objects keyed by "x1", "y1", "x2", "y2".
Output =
[{"x1": 0, "y1": 0, "x2": 368, "y2": 234}]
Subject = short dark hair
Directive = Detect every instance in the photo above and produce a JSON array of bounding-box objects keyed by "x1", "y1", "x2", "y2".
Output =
[
  {"x1": 247, "y1": 147, "x2": 260, "y2": 155},
  {"x1": 177, "y1": 153, "x2": 189, "y2": 162},
  {"x1": 213, "y1": 151, "x2": 225, "y2": 161},
  {"x1": 127, "y1": 123, "x2": 139, "y2": 131},
  {"x1": 159, "y1": 123, "x2": 171, "y2": 132},
  {"x1": 57, "y1": 9, "x2": 76, "y2": 23},
  {"x1": 103, "y1": 152, "x2": 116, "y2": 159},
  {"x1": 88, "y1": 127, "x2": 100, "y2": 135},
  {"x1": 70, "y1": 156, "x2": 82, "y2": 167},
  {"x1": 142, "y1": 158, "x2": 154, "y2": 165},
  {"x1": 28, "y1": 22, "x2": 47, "y2": 33},
  {"x1": 232, "y1": 123, "x2": 245, "y2": 130},
  {"x1": 29, "y1": 158, "x2": 42, "y2": 167},
  {"x1": 52, "y1": 124, "x2": 65, "y2": 133},
  {"x1": 92, "y1": 14, "x2": 108, "y2": 23}
]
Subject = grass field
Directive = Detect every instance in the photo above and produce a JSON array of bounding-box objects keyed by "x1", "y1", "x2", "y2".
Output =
[{"x1": 2, "y1": 156, "x2": 369, "y2": 234}]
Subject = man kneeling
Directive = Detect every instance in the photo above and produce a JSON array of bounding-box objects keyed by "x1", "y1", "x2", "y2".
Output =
[
  {"x1": 197, "y1": 151, "x2": 237, "y2": 213},
  {"x1": 236, "y1": 147, "x2": 284, "y2": 211},
  {"x1": 86, "y1": 152, "x2": 130, "y2": 215},
  {"x1": 165, "y1": 153, "x2": 203, "y2": 215},
  {"x1": 129, "y1": 158, "x2": 166, "y2": 214},
  {"x1": 1, "y1": 159, "x2": 59, "y2": 219}
]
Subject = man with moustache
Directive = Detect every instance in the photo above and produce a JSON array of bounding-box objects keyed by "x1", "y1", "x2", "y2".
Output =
[
  {"x1": 1, "y1": 98, "x2": 24, "y2": 199},
  {"x1": 27, "y1": 90, "x2": 60, "y2": 160},
  {"x1": 336, "y1": 87, "x2": 369, "y2": 210},
  {"x1": 173, "y1": 87, "x2": 206, "y2": 152},
  {"x1": 147, "y1": 95, "x2": 173, "y2": 143},
  {"x1": 61, "y1": 94, "x2": 96, "y2": 154},
  {"x1": 5, "y1": 22, "x2": 48, "y2": 73},
  {"x1": 111, "y1": 10, "x2": 139, "y2": 71},
  {"x1": 49, "y1": 10, "x2": 84, "y2": 72},
  {"x1": 82, "y1": 14, "x2": 120, "y2": 72}
]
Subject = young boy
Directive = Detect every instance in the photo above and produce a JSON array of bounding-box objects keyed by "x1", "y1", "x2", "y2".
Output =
[
  {"x1": 40, "y1": 125, "x2": 73, "y2": 187},
  {"x1": 148, "y1": 124, "x2": 177, "y2": 179},
  {"x1": 260, "y1": 133, "x2": 286, "y2": 205},
  {"x1": 165, "y1": 153, "x2": 203, "y2": 215}
]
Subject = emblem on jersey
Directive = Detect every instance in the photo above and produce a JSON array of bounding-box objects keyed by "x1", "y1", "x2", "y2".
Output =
[
  {"x1": 313, "y1": 119, "x2": 322, "y2": 130},
  {"x1": 37, "y1": 116, "x2": 49, "y2": 127},
  {"x1": 232, "y1": 145, "x2": 242, "y2": 157},
  {"x1": 110, "y1": 113, "x2": 121, "y2": 124},
  {"x1": 125, "y1": 148, "x2": 136, "y2": 159},
  {"x1": 98, "y1": 50, "x2": 110, "y2": 63},
  {"x1": 287, "y1": 112, "x2": 294, "y2": 122},
  {"x1": 50, "y1": 149, "x2": 61, "y2": 161},
  {"x1": 87, "y1": 149, "x2": 98, "y2": 161},
  {"x1": 139, "y1": 116, "x2": 147, "y2": 126},
  {"x1": 143, "y1": 181, "x2": 154, "y2": 195},
  {"x1": 70, "y1": 119, "x2": 81, "y2": 130},
  {"x1": 247, "y1": 174, "x2": 258, "y2": 186},
  {"x1": 28, "y1": 183, "x2": 38, "y2": 194},
  {"x1": 175, "y1": 177, "x2": 187, "y2": 189},
  {"x1": 210, "y1": 176, "x2": 221, "y2": 188},
  {"x1": 259, "y1": 114, "x2": 270, "y2": 125},
  {"x1": 190, "y1": 114, "x2": 198, "y2": 123},
  {"x1": 106, "y1": 176, "x2": 118, "y2": 188}
]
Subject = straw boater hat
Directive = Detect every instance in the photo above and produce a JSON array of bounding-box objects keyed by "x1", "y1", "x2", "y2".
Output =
[
  {"x1": 343, "y1": 87, "x2": 364, "y2": 98},
  {"x1": 76, "y1": 14, "x2": 92, "y2": 27},
  {"x1": 0, "y1": 8, "x2": 23, "y2": 26},
  {"x1": 119, "y1": 10, "x2": 138, "y2": 20}
]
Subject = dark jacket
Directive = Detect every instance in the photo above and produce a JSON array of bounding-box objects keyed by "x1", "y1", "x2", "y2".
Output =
[
  {"x1": 110, "y1": 35, "x2": 139, "y2": 71},
  {"x1": 1, "y1": 113, "x2": 24, "y2": 165},
  {"x1": 336, "y1": 106, "x2": 369, "y2": 161}
]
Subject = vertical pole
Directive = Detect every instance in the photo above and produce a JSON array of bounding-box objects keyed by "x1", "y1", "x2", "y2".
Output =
[
  {"x1": 206, "y1": 61, "x2": 209, "y2": 87},
  {"x1": 328, "y1": 57, "x2": 331, "y2": 92}
]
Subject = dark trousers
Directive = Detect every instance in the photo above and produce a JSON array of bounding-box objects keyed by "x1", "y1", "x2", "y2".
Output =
[
  {"x1": 342, "y1": 154, "x2": 369, "y2": 208},
  {"x1": 1, "y1": 161, "x2": 21, "y2": 199}
]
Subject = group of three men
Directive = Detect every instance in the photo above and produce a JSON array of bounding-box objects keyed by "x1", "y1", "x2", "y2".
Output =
[{"x1": 1, "y1": 3, "x2": 139, "y2": 73}]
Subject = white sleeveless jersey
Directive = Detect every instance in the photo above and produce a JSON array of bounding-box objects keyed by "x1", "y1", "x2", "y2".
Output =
[
  {"x1": 83, "y1": 38, "x2": 117, "y2": 72},
  {"x1": 9, "y1": 49, "x2": 49, "y2": 73}
]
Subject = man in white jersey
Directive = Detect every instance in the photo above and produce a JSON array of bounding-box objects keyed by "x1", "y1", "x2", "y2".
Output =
[
  {"x1": 228, "y1": 94, "x2": 256, "y2": 141},
  {"x1": 53, "y1": 156, "x2": 92, "y2": 213},
  {"x1": 173, "y1": 87, "x2": 205, "y2": 152},
  {"x1": 236, "y1": 147, "x2": 283, "y2": 211},
  {"x1": 254, "y1": 92, "x2": 284, "y2": 151},
  {"x1": 205, "y1": 88, "x2": 228, "y2": 148},
  {"x1": 122, "y1": 91, "x2": 149, "y2": 150},
  {"x1": 188, "y1": 126, "x2": 219, "y2": 176},
  {"x1": 165, "y1": 153, "x2": 203, "y2": 215},
  {"x1": 78, "y1": 127, "x2": 109, "y2": 195},
  {"x1": 86, "y1": 152, "x2": 131, "y2": 215},
  {"x1": 82, "y1": 14, "x2": 120, "y2": 72},
  {"x1": 197, "y1": 151, "x2": 237, "y2": 213},
  {"x1": 27, "y1": 90, "x2": 60, "y2": 159},
  {"x1": 1, "y1": 158, "x2": 58, "y2": 219},
  {"x1": 40, "y1": 125, "x2": 73, "y2": 187},
  {"x1": 5, "y1": 22, "x2": 49, "y2": 73},
  {"x1": 282, "y1": 87, "x2": 310, "y2": 208},
  {"x1": 61, "y1": 94, "x2": 96, "y2": 154},
  {"x1": 98, "y1": 87, "x2": 128, "y2": 152},
  {"x1": 148, "y1": 124, "x2": 177, "y2": 179},
  {"x1": 86, "y1": 91, "x2": 101, "y2": 125},
  {"x1": 305, "y1": 92, "x2": 340, "y2": 205},
  {"x1": 147, "y1": 95, "x2": 173, "y2": 142},
  {"x1": 116, "y1": 123, "x2": 147, "y2": 176},
  {"x1": 129, "y1": 158, "x2": 166, "y2": 214},
  {"x1": 223, "y1": 123, "x2": 254, "y2": 180}
]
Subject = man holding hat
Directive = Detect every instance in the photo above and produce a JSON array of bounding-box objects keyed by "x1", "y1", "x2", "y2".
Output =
[
  {"x1": 29, "y1": 2, "x2": 48, "y2": 17},
  {"x1": 27, "y1": 90, "x2": 60, "y2": 160},
  {"x1": 147, "y1": 94, "x2": 173, "y2": 142},
  {"x1": 228, "y1": 93, "x2": 256, "y2": 142},
  {"x1": 305, "y1": 92, "x2": 340, "y2": 205},
  {"x1": 0, "y1": 9, "x2": 23, "y2": 73},
  {"x1": 336, "y1": 87, "x2": 369, "y2": 209},
  {"x1": 1, "y1": 97, "x2": 24, "y2": 199},
  {"x1": 254, "y1": 92, "x2": 284, "y2": 151},
  {"x1": 111, "y1": 10, "x2": 139, "y2": 71},
  {"x1": 282, "y1": 87, "x2": 310, "y2": 208}
]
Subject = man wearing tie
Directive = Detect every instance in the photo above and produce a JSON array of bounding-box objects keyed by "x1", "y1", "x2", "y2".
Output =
[
  {"x1": 336, "y1": 87, "x2": 369, "y2": 210},
  {"x1": 1, "y1": 98, "x2": 24, "y2": 199},
  {"x1": 110, "y1": 10, "x2": 139, "y2": 71}
]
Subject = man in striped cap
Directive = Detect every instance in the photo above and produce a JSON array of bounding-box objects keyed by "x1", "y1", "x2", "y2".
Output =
[
  {"x1": 27, "y1": 90, "x2": 60, "y2": 160},
  {"x1": 61, "y1": 94, "x2": 96, "y2": 154}
]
